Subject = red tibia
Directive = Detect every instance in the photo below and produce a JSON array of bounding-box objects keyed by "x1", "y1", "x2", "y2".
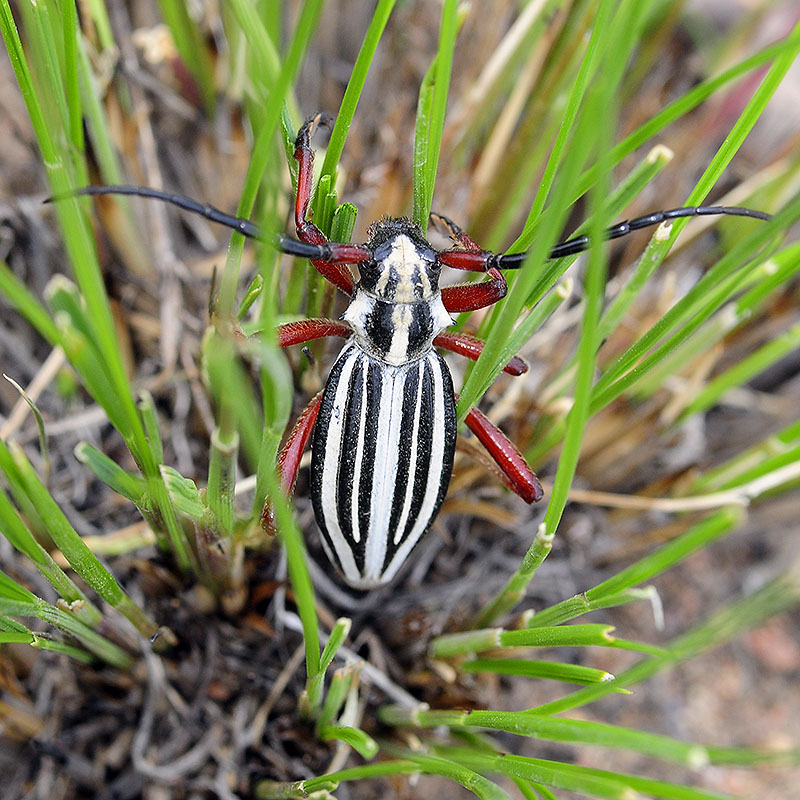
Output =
[
  {"x1": 261, "y1": 393, "x2": 323, "y2": 533},
  {"x1": 433, "y1": 332, "x2": 527, "y2": 376},
  {"x1": 293, "y1": 115, "x2": 329, "y2": 234},
  {"x1": 277, "y1": 318, "x2": 351, "y2": 348},
  {"x1": 442, "y1": 268, "x2": 508, "y2": 313},
  {"x1": 464, "y1": 406, "x2": 544, "y2": 504},
  {"x1": 278, "y1": 393, "x2": 322, "y2": 493},
  {"x1": 292, "y1": 115, "x2": 361, "y2": 295}
]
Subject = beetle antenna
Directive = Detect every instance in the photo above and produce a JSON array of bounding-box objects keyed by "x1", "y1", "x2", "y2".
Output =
[
  {"x1": 45, "y1": 185, "x2": 333, "y2": 261},
  {"x1": 495, "y1": 204, "x2": 771, "y2": 268}
]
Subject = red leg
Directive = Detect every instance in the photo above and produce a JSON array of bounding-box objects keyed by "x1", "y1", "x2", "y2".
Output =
[
  {"x1": 464, "y1": 405, "x2": 543, "y2": 504},
  {"x1": 429, "y1": 215, "x2": 508, "y2": 312},
  {"x1": 434, "y1": 332, "x2": 527, "y2": 376},
  {"x1": 430, "y1": 212, "x2": 484, "y2": 251},
  {"x1": 277, "y1": 318, "x2": 350, "y2": 348},
  {"x1": 442, "y1": 268, "x2": 508, "y2": 313},
  {"x1": 261, "y1": 392, "x2": 323, "y2": 533},
  {"x1": 293, "y1": 114, "x2": 331, "y2": 245},
  {"x1": 292, "y1": 115, "x2": 364, "y2": 295},
  {"x1": 262, "y1": 313, "x2": 348, "y2": 532}
]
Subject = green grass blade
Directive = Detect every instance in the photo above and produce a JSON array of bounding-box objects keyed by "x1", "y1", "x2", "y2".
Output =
[
  {"x1": 74, "y1": 442, "x2": 147, "y2": 504},
  {"x1": 219, "y1": 0, "x2": 325, "y2": 316},
  {"x1": 3, "y1": 440, "x2": 163, "y2": 641},
  {"x1": 460, "y1": 659, "x2": 616, "y2": 687},
  {"x1": 0, "y1": 571, "x2": 132, "y2": 668},
  {"x1": 507, "y1": 0, "x2": 619, "y2": 253},
  {"x1": 0, "y1": 619, "x2": 92, "y2": 663},
  {"x1": 532, "y1": 508, "x2": 741, "y2": 628},
  {"x1": 0, "y1": 480, "x2": 101, "y2": 626},
  {"x1": 157, "y1": 0, "x2": 216, "y2": 115},
  {"x1": 568, "y1": 35, "x2": 798, "y2": 208},
  {"x1": 679, "y1": 322, "x2": 800, "y2": 419},
  {"x1": 523, "y1": 588, "x2": 656, "y2": 630},
  {"x1": 691, "y1": 418, "x2": 800, "y2": 494},
  {"x1": 380, "y1": 742, "x2": 513, "y2": 800},
  {"x1": 434, "y1": 746, "x2": 637, "y2": 800},
  {"x1": 470, "y1": 521, "x2": 554, "y2": 627},
  {"x1": 534, "y1": 568, "x2": 800, "y2": 717},
  {"x1": 0, "y1": 259, "x2": 60, "y2": 345},
  {"x1": 383, "y1": 708, "x2": 788, "y2": 770},
  {"x1": 316, "y1": 665, "x2": 353, "y2": 730},
  {"x1": 305, "y1": 616, "x2": 351, "y2": 715},
  {"x1": 431, "y1": 624, "x2": 616, "y2": 659},
  {"x1": 412, "y1": 0, "x2": 459, "y2": 230},
  {"x1": 207, "y1": 428, "x2": 238, "y2": 536},
  {"x1": 437, "y1": 745, "x2": 736, "y2": 800},
  {"x1": 318, "y1": 725, "x2": 378, "y2": 759},
  {"x1": 319, "y1": 0, "x2": 396, "y2": 185},
  {"x1": 582, "y1": 198, "x2": 800, "y2": 425}
]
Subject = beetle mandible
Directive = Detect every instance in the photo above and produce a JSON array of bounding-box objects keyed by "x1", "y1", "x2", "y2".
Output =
[{"x1": 73, "y1": 113, "x2": 770, "y2": 589}]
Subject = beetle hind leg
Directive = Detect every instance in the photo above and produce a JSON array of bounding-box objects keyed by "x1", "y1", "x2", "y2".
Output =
[
  {"x1": 261, "y1": 392, "x2": 323, "y2": 533},
  {"x1": 464, "y1": 405, "x2": 543, "y2": 504}
]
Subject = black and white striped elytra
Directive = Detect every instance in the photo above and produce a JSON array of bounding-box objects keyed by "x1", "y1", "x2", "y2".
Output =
[
  {"x1": 311, "y1": 344, "x2": 456, "y2": 588},
  {"x1": 310, "y1": 219, "x2": 457, "y2": 589}
]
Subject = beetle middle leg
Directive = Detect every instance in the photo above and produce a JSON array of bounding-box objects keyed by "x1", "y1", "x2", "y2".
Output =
[
  {"x1": 261, "y1": 317, "x2": 353, "y2": 532},
  {"x1": 277, "y1": 318, "x2": 350, "y2": 347},
  {"x1": 433, "y1": 332, "x2": 527, "y2": 375}
]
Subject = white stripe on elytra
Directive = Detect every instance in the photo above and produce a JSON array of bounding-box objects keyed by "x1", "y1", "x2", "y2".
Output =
[
  {"x1": 362, "y1": 363, "x2": 406, "y2": 584},
  {"x1": 382, "y1": 354, "x2": 448, "y2": 583},
  {"x1": 391, "y1": 359, "x2": 424, "y2": 546},
  {"x1": 348, "y1": 360, "x2": 368, "y2": 544},
  {"x1": 318, "y1": 347, "x2": 361, "y2": 582}
]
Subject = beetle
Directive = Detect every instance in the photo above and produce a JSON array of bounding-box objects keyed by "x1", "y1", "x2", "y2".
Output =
[{"x1": 71, "y1": 114, "x2": 770, "y2": 589}]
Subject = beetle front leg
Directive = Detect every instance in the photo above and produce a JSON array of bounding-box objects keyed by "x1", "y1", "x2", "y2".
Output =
[
  {"x1": 261, "y1": 392, "x2": 323, "y2": 533},
  {"x1": 431, "y1": 213, "x2": 509, "y2": 313},
  {"x1": 441, "y1": 270, "x2": 509, "y2": 313},
  {"x1": 430, "y1": 211, "x2": 484, "y2": 251},
  {"x1": 294, "y1": 113, "x2": 332, "y2": 245},
  {"x1": 293, "y1": 115, "x2": 359, "y2": 295},
  {"x1": 464, "y1": 405, "x2": 543, "y2": 504}
]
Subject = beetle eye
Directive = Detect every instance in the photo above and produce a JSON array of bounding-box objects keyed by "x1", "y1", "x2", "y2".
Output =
[{"x1": 373, "y1": 241, "x2": 392, "y2": 262}]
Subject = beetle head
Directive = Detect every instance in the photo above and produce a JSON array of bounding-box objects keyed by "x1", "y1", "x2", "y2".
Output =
[{"x1": 357, "y1": 218, "x2": 441, "y2": 302}]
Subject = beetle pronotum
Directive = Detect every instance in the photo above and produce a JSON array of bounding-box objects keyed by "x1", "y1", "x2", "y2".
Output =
[{"x1": 70, "y1": 114, "x2": 769, "y2": 589}]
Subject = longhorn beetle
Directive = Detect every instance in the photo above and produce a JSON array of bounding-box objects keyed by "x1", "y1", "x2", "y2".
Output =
[{"x1": 69, "y1": 114, "x2": 770, "y2": 589}]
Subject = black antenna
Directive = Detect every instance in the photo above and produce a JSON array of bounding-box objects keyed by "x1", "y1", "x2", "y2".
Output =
[
  {"x1": 47, "y1": 185, "x2": 332, "y2": 261},
  {"x1": 52, "y1": 185, "x2": 770, "y2": 268},
  {"x1": 496, "y1": 204, "x2": 771, "y2": 268}
]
